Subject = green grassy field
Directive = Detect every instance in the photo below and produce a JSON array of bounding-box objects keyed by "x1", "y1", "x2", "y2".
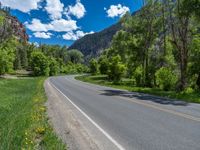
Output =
[
  {"x1": 76, "y1": 75, "x2": 200, "y2": 103},
  {"x1": 0, "y1": 78, "x2": 66, "y2": 150}
]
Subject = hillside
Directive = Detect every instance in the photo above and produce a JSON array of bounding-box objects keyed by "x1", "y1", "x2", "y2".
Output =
[
  {"x1": 0, "y1": 9, "x2": 28, "y2": 42},
  {"x1": 69, "y1": 22, "x2": 122, "y2": 61}
]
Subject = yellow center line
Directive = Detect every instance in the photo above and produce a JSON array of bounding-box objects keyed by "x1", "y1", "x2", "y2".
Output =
[
  {"x1": 118, "y1": 96, "x2": 200, "y2": 122},
  {"x1": 70, "y1": 77, "x2": 200, "y2": 122}
]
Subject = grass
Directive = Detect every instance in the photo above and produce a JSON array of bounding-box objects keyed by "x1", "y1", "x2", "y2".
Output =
[
  {"x1": 0, "y1": 77, "x2": 66, "y2": 150},
  {"x1": 76, "y1": 75, "x2": 200, "y2": 104}
]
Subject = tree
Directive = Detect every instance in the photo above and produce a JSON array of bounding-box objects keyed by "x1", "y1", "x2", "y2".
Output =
[
  {"x1": 0, "y1": 38, "x2": 17, "y2": 75},
  {"x1": 189, "y1": 34, "x2": 200, "y2": 89},
  {"x1": 14, "y1": 43, "x2": 28, "y2": 70},
  {"x1": 123, "y1": 1, "x2": 161, "y2": 86},
  {"x1": 89, "y1": 58, "x2": 98, "y2": 75},
  {"x1": 181, "y1": 0, "x2": 200, "y2": 20},
  {"x1": 67, "y1": 49, "x2": 84, "y2": 64},
  {"x1": 107, "y1": 55, "x2": 126, "y2": 82},
  {"x1": 98, "y1": 56, "x2": 109, "y2": 74},
  {"x1": 30, "y1": 51, "x2": 49, "y2": 76},
  {"x1": 49, "y1": 57, "x2": 59, "y2": 76},
  {"x1": 166, "y1": 0, "x2": 194, "y2": 91}
]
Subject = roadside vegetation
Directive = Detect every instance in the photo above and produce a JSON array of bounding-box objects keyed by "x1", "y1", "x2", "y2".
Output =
[
  {"x1": 0, "y1": 7, "x2": 90, "y2": 149},
  {"x1": 76, "y1": 75, "x2": 200, "y2": 103},
  {"x1": 0, "y1": 78, "x2": 66, "y2": 149},
  {"x1": 81, "y1": 0, "x2": 200, "y2": 103}
]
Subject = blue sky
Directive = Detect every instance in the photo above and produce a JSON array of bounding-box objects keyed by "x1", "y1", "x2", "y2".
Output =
[{"x1": 0, "y1": 0, "x2": 143, "y2": 46}]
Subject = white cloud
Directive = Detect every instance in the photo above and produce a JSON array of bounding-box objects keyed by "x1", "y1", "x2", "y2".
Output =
[
  {"x1": 105, "y1": 4, "x2": 130, "y2": 18},
  {"x1": 0, "y1": 0, "x2": 42, "y2": 12},
  {"x1": 62, "y1": 31, "x2": 78, "y2": 40},
  {"x1": 26, "y1": 18, "x2": 78, "y2": 32},
  {"x1": 51, "y1": 19, "x2": 78, "y2": 32},
  {"x1": 62, "y1": 30, "x2": 94, "y2": 40},
  {"x1": 33, "y1": 32, "x2": 52, "y2": 39},
  {"x1": 65, "y1": 0, "x2": 86, "y2": 19},
  {"x1": 45, "y1": 0, "x2": 64, "y2": 20},
  {"x1": 25, "y1": 19, "x2": 52, "y2": 32}
]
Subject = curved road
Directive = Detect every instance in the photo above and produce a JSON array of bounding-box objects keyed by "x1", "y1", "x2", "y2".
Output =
[{"x1": 49, "y1": 75, "x2": 200, "y2": 150}]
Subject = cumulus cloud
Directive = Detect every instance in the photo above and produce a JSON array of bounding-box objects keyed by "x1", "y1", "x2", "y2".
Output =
[
  {"x1": 0, "y1": 0, "x2": 42, "y2": 12},
  {"x1": 62, "y1": 30, "x2": 94, "y2": 40},
  {"x1": 25, "y1": 19, "x2": 52, "y2": 32},
  {"x1": 65, "y1": 0, "x2": 86, "y2": 19},
  {"x1": 26, "y1": 18, "x2": 78, "y2": 32},
  {"x1": 51, "y1": 19, "x2": 78, "y2": 32},
  {"x1": 105, "y1": 4, "x2": 130, "y2": 18},
  {"x1": 45, "y1": 0, "x2": 64, "y2": 20},
  {"x1": 33, "y1": 32, "x2": 52, "y2": 39}
]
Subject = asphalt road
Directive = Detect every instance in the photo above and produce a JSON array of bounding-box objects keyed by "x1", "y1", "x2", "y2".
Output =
[{"x1": 49, "y1": 75, "x2": 200, "y2": 150}]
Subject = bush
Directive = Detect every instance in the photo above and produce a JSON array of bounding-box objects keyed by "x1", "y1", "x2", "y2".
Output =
[
  {"x1": 107, "y1": 55, "x2": 126, "y2": 82},
  {"x1": 132, "y1": 65, "x2": 144, "y2": 86},
  {"x1": 155, "y1": 67, "x2": 178, "y2": 91},
  {"x1": 49, "y1": 57, "x2": 59, "y2": 76},
  {"x1": 98, "y1": 56, "x2": 109, "y2": 74},
  {"x1": 89, "y1": 58, "x2": 98, "y2": 75},
  {"x1": 0, "y1": 38, "x2": 17, "y2": 75},
  {"x1": 61, "y1": 63, "x2": 89, "y2": 74},
  {"x1": 182, "y1": 87, "x2": 195, "y2": 94},
  {"x1": 30, "y1": 51, "x2": 49, "y2": 76}
]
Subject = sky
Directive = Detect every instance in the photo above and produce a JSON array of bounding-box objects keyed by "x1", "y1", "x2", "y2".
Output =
[{"x1": 0, "y1": 0, "x2": 143, "y2": 46}]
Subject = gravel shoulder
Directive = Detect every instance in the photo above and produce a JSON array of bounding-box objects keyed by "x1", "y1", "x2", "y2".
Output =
[{"x1": 44, "y1": 78, "x2": 103, "y2": 150}]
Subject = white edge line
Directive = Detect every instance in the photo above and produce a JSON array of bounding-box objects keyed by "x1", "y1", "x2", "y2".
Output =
[{"x1": 48, "y1": 81, "x2": 125, "y2": 150}]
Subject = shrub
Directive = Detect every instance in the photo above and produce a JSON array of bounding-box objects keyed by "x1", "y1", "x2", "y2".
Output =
[
  {"x1": 98, "y1": 56, "x2": 109, "y2": 74},
  {"x1": 132, "y1": 65, "x2": 144, "y2": 86},
  {"x1": 89, "y1": 58, "x2": 98, "y2": 75},
  {"x1": 0, "y1": 38, "x2": 17, "y2": 75},
  {"x1": 107, "y1": 55, "x2": 126, "y2": 82},
  {"x1": 30, "y1": 51, "x2": 49, "y2": 76},
  {"x1": 155, "y1": 67, "x2": 178, "y2": 91},
  {"x1": 49, "y1": 57, "x2": 59, "y2": 76},
  {"x1": 182, "y1": 87, "x2": 195, "y2": 94}
]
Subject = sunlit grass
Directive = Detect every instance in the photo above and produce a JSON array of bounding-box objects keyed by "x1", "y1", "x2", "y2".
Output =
[
  {"x1": 0, "y1": 78, "x2": 66, "y2": 149},
  {"x1": 76, "y1": 75, "x2": 200, "y2": 103}
]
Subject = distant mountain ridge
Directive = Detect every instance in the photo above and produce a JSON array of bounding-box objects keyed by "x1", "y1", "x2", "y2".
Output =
[{"x1": 69, "y1": 22, "x2": 122, "y2": 61}]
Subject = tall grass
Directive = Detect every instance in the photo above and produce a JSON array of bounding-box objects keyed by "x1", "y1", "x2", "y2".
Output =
[{"x1": 0, "y1": 78, "x2": 66, "y2": 149}]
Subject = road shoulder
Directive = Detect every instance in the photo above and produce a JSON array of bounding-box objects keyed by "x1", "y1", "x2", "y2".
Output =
[{"x1": 44, "y1": 78, "x2": 119, "y2": 150}]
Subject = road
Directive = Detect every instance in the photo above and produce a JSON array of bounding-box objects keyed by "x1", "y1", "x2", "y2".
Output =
[{"x1": 47, "y1": 75, "x2": 200, "y2": 150}]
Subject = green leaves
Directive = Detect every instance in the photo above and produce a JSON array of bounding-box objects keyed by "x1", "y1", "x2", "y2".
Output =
[
  {"x1": 89, "y1": 58, "x2": 98, "y2": 75},
  {"x1": 49, "y1": 57, "x2": 59, "y2": 76},
  {"x1": 98, "y1": 55, "x2": 109, "y2": 75},
  {"x1": 30, "y1": 51, "x2": 50, "y2": 76},
  {"x1": 0, "y1": 38, "x2": 17, "y2": 75},
  {"x1": 66, "y1": 49, "x2": 84, "y2": 64},
  {"x1": 155, "y1": 67, "x2": 178, "y2": 91},
  {"x1": 107, "y1": 55, "x2": 126, "y2": 82}
]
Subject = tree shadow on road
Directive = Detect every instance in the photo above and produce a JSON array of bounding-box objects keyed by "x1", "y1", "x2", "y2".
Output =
[{"x1": 100, "y1": 89, "x2": 188, "y2": 106}]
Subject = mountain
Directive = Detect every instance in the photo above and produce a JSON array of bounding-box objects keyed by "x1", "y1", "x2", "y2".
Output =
[
  {"x1": 0, "y1": 9, "x2": 28, "y2": 42},
  {"x1": 69, "y1": 22, "x2": 122, "y2": 61}
]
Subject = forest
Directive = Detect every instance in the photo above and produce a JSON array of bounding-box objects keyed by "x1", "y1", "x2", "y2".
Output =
[{"x1": 88, "y1": 0, "x2": 200, "y2": 93}]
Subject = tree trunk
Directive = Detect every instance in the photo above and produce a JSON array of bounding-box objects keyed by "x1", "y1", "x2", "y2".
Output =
[
  {"x1": 179, "y1": 52, "x2": 188, "y2": 91},
  {"x1": 197, "y1": 72, "x2": 200, "y2": 89}
]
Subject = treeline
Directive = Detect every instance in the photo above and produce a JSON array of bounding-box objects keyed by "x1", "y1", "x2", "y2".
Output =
[
  {"x1": 0, "y1": 10, "x2": 88, "y2": 76},
  {"x1": 89, "y1": 0, "x2": 200, "y2": 92}
]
